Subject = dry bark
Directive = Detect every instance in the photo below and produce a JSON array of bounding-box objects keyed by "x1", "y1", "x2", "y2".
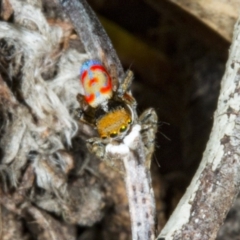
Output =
[{"x1": 157, "y1": 13, "x2": 240, "y2": 240}]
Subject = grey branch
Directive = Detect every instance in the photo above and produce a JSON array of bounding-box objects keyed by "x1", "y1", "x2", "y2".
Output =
[
  {"x1": 106, "y1": 124, "x2": 156, "y2": 240},
  {"x1": 158, "y1": 15, "x2": 240, "y2": 240},
  {"x1": 59, "y1": 0, "x2": 125, "y2": 82},
  {"x1": 0, "y1": 0, "x2": 158, "y2": 239}
]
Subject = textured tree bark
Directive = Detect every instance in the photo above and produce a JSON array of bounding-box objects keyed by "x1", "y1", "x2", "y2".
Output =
[{"x1": 157, "y1": 14, "x2": 240, "y2": 240}]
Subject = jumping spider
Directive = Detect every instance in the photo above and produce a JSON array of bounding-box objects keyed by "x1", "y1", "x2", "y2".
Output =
[{"x1": 77, "y1": 59, "x2": 157, "y2": 168}]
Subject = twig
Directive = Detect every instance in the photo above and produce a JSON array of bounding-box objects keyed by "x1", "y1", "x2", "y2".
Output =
[
  {"x1": 59, "y1": 0, "x2": 124, "y2": 82},
  {"x1": 58, "y1": 1, "x2": 157, "y2": 239},
  {"x1": 158, "y1": 14, "x2": 240, "y2": 240},
  {"x1": 106, "y1": 125, "x2": 156, "y2": 240}
]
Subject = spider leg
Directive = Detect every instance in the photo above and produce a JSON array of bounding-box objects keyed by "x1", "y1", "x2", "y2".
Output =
[
  {"x1": 76, "y1": 94, "x2": 96, "y2": 126},
  {"x1": 86, "y1": 137, "x2": 125, "y2": 174},
  {"x1": 109, "y1": 64, "x2": 118, "y2": 92},
  {"x1": 76, "y1": 93, "x2": 88, "y2": 109},
  {"x1": 138, "y1": 108, "x2": 158, "y2": 169},
  {"x1": 117, "y1": 70, "x2": 134, "y2": 96},
  {"x1": 86, "y1": 137, "x2": 106, "y2": 159}
]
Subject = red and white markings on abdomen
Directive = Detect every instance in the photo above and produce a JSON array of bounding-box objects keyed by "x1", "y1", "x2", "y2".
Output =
[{"x1": 80, "y1": 59, "x2": 113, "y2": 108}]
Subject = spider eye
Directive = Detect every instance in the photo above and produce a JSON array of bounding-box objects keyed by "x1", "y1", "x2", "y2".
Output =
[
  {"x1": 127, "y1": 119, "x2": 132, "y2": 124},
  {"x1": 119, "y1": 125, "x2": 127, "y2": 133},
  {"x1": 110, "y1": 131, "x2": 118, "y2": 138},
  {"x1": 101, "y1": 136, "x2": 107, "y2": 139}
]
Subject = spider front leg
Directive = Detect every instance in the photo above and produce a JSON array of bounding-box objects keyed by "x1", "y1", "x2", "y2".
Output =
[
  {"x1": 138, "y1": 108, "x2": 158, "y2": 169},
  {"x1": 75, "y1": 94, "x2": 88, "y2": 121},
  {"x1": 109, "y1": 64, "x2": 118, "y2": 92},
  {"x1": 117, "y1": 70, "x2": 138, "y2": 114},
  {"x1": 76, "y1": 93, "x2": 89, "y2": 109},
  {"x1": 117, "y1": 70, "x2": 134, "y2": 96},
  {"x1": 86, "y1": 137, "x2": 107, "y2": 160},
  {"x1": 86, "y1": 137, "x2": 124, "y2": 163},
  {"x1": 108, "y1": 63, "x2": 133, "y2": 94},
  {"x1": 86, "y1": 137, "x2": 125, "y2": 173},
  {"x1": 76, "y1": 93, "x2": 97, "y2": 126}
]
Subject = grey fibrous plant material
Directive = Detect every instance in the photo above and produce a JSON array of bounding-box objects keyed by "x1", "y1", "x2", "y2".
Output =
[
  {"x1": 59, "y1": 0, "x2": 158, "y2": 239},
  {"x1": 0, "y1": 0, "x2": 107, "y2": 238}
]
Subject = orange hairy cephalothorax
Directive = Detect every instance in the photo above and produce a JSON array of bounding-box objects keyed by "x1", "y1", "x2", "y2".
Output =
[{"x1": 96, "y1": 107, "x2": 132, "y2": 139}]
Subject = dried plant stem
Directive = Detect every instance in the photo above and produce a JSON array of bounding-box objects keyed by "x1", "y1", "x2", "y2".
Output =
[
  {"x1": 59, "y1": 0, "x2": 124, "y2": 81},
  {"x1": 106, "y1": 125, "x2": 156, "y2": 240},
  {"x1": 123, "y1": 152, "x2": 155, "y2": 240},
  {"x1": 58, "y1": 1, "x2": 157, "y2": 238},
  {"x1": 158, "y1": 15, "x2": 240, "y2": 240}
]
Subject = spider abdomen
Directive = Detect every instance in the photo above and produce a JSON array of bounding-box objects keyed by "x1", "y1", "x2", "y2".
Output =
[{"x1": 80, "y1": 59, "x2": 113, "y2": 108}]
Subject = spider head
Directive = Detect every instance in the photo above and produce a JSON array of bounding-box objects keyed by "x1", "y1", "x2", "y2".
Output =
[{"x1": 95, "y1": 101, "x2": 134, "y2": 140}]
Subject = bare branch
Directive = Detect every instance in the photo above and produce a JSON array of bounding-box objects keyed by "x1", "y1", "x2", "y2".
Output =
[
  {"x1": 58, "y1": 0, "x2": 125, "y2": 81},
  {"x1": 158, "y1": 14, "x2": 240, "y2": 240},
  {"x1": 106, "y1": 125, "x2": 156, "y2": 240}
]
